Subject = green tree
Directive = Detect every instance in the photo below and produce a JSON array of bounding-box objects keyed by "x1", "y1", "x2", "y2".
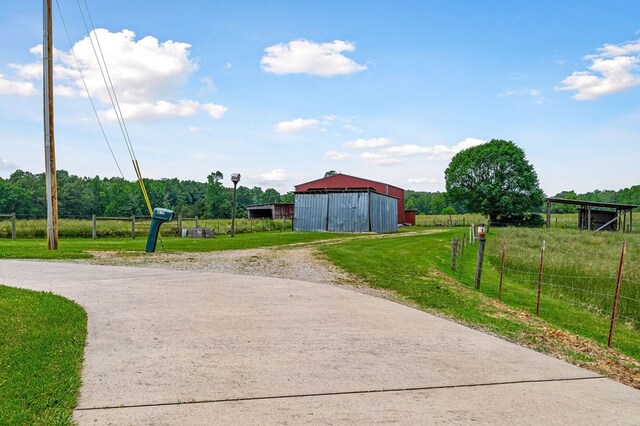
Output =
[
  {"x1": 205, "y1": 171, "x2": 226, "y2": 218},
  {"x1": 445, "y1": 139, "x2": 544, "y2": 225}
]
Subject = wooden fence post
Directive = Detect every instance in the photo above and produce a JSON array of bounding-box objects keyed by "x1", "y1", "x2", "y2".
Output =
[
  {"x1": 92, "y1": 214, "x2": 97, "y2": 240},
  {"x1": 195, "y1": 216, "x2": 199, "y2": 228},
  {"x1": 608, "y1": 241, "x2": 627, "y2": 347},
  {"x1": 536, "y1": 240, "x2": 546, "y2": 315},
  {"x1": 178, "y1": 215, "x2": 183, "y2": 237},
  {"x1": 11, "y1": 213, "x2": 16, "y2": 240},
  {"x1": 499, "y1": 241, "x2": 506, "y2": 300},
  {"x1": 451, "y1": 238, "x2": 459, "y2": 271},
  {"x1": 474, "y1": 236, "x2": 486, "y2": 290},
  {"x1": 131, "y1": 214, "x2": 136, "y2": 239}
]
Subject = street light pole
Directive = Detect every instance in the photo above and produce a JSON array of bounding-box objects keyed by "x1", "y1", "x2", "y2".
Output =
[{"x1": 230, "y1": 173, "x2": 241, "y2": 237}]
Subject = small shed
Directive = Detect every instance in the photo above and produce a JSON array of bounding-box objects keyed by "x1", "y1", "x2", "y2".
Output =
[
  {"x1": 294, "y1": 189, "x2": 397, "y2": 233},
  {"x1": 545, "y1": 198, "x2": 638, "y2": 232},
  {"x1": 404, "y1": 210, "x2": 417, "y2": 226},
  {"x1": 246, "y1": 203, "x2": 294, "y2": 220}
]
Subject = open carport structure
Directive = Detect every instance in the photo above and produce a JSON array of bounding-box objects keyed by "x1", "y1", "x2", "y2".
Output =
[{"x1": 545, "y1": 198, "x2": 638, "y2": 232}]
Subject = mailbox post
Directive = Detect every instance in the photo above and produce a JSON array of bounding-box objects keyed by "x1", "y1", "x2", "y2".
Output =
[
  {"x1": 230, "y1": 173, "x2": 241, "y2": 237},
  {"x1": 474, "y1": 224, "x2": 486, "y2": 289},
  {"x1": 145, "y1": 207, "x2": 175, "y2": 253}
]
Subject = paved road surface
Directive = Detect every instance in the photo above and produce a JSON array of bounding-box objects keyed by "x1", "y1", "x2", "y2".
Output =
[{"x1": 1, "y1": 260, "x2": 639, "y2": 424}]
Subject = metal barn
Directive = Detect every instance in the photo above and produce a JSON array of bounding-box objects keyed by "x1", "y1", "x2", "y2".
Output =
[
  {"x1": 294, "y1": 190, "x2": 398, "y2": 233},
  {"x1": 295, "y1": 173, "x2": 406, "y2": 224}
]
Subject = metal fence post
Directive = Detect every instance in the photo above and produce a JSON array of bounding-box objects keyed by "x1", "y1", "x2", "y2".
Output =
[
  {"x1": 11, "y1": 213, "x2": 16, "y2": 240},
  {"x1": 536, "y1": 240, "x2": 546, "y2": 315},
  {"x1": 608, "y1": 240, "x2": 627, "y2": 347},
  {"x1": 92, "y1": 214, "x2": 97, "y2": 240}
]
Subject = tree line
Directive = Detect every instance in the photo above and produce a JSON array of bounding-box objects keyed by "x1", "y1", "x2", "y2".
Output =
[
  {"x1": 2, "y1": 163, "x2": 639, "y2": 220},
  {"x1": 0, "y1": 169, "x2": 293, "y2": 219}
]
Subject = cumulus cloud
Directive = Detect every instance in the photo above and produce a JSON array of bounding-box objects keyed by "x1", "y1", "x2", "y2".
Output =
[
  {"x1": 0, "y1": 74, "x2": 36, "y2": 96},
  {"x1": 360, "y1": 152, "x2": 400, "y2": 166},
  {"x1": 261, "y1": 39, "x2": 367, "y2": 76},
  {"x1": 557, "y1": 39, "x2": 640, "y2": 100},
  {"x1": 259, "y1": 169, "x2": 287, "y2": 182},
  {"x1": 343, "y1": 137, "x2": 392, "y2": 149},
  {"x1": 324, "y1": 151, "x2": 352, "y2": 160},
  {"x1": 0, "y1": 157, "x2": 16, "y2": 170},
  {"x1": 381, "y1": 138, "x2": 485, "y2": 159},
  {"x1": 275, "y1": 118, "x2": 320, "y2": 133},
  {"x1": 8, "y1": 29, "x2": 228, "y2": 120}
]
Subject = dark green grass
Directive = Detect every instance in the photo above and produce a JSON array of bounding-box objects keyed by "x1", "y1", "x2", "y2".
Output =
[
  {"x1": 0, "y1": 286, "x2": 87, "y2": 425},
  {"x1": 319, "y1": 229, "x2": 640, "y2": 361},
  {"x1": 0, "y1": 231, "x2": 356, "y2": 259}
]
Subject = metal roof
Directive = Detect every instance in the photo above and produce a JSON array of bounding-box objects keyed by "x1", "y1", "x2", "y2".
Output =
[
  {"x1": 545, "y1": 198, "x2": 638, "y2": 210},
  {"x1": 295, "y1": 173, "x2": 404, "y2": 192}
]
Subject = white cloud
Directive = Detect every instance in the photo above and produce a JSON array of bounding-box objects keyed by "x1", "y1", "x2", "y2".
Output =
[
  {"x1": 381, "y1": 138, "x2": 485, "y2": 159},
  {"x1": 360, "y1": 152, "x2": 400, "y2": 166},
  {"x1": 343, "y1": 124, "x2": 364, "y2": 133},
  {"x1": 0, "y1": 74, "x2": 36, "y2": 96},
  {"x1": 258, "y1": 169, "x2": 287, "y2": 182},
  {"x1": 261, "y1": 39, "x2": 367, "y2": 76},
  {"x1": 498, "y1": 88, "x2": 544, "y2": 104},
  {"x1": 344, "y1": 137, "x2": 392, "y2": 149},
  {"x1": 275, "y1": 118, "x2": 320, "y2": 133},
  {"x1": 557, "y1": 39, "x2": 640, "y2": 100},
  {"x1": 324, "y1": 151, "x2": 352, "y2": 160},
  {"x1": 407, "y1": 177, "x2": 439, "y2": 184},
  {"x1": 9, "y1": 29, "x2": 228, "y2": 120},
  {"x1": 0, "y1": 157, "x2": 16, "y2": 170},
  {"x1": 100, "y1": 100, "x2": 227, "y2": 121}
]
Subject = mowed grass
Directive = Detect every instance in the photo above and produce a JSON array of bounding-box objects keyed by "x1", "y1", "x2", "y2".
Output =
[
  {"x1": 0, "y1": 231, "x2": 357, "y2": 259},
  {"x1": 0, "y1": 286, "x2": 87, "y2": 425},
  {"x1": 0, "y1": 217, "x2": 296, "y2": 239},
  {"x1": 319, "y1": 228, "x2": 640, "y2": 361}
]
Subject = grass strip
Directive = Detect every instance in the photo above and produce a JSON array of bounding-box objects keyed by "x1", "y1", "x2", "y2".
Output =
[
  {"x1": 0, "y1": 231, "x2": 356, "y2": 260},
  {"x1": 319, "y1": 229, "x2": 640, "y2": 383},
  {"x1": 0, "y1": 286, "x2": 87, "y2": 425}
]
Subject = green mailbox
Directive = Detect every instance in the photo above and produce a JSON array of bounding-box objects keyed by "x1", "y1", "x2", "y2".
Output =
[{"x1": 145, "y1": 207, "x2": 175, "y2": 253}]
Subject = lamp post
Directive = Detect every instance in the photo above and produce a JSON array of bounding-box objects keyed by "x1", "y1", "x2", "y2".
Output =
[{"x1": 230, "y1": 173, "x2": 241, "y2": 237}]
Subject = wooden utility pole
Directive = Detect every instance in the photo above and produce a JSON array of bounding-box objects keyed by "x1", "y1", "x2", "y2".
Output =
[{"x1": 43, "y1": 0, "x2": 58, "y2": 249}]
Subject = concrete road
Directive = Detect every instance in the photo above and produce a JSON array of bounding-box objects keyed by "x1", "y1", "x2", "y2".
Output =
[{"x1": 1, "y1": 260, "x2": 639, "y2": 425}]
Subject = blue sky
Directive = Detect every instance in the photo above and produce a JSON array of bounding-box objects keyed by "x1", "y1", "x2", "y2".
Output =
[{"x1": 1, "y1": 1, "x2": 639, "y2": 195}]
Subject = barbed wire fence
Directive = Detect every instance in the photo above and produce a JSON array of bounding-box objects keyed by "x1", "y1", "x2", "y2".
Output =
[{"x1": 450, "y1": 230, "x2": 639, "y2": 348}]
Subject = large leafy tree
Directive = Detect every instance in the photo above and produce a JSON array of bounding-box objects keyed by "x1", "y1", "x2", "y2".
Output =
[{"x1": 445, "y1": 139, "x2": 544, "y2": 225}]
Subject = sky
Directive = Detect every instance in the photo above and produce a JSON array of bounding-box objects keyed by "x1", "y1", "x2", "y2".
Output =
[{"x1": 1, "y1": 1, "x2": 640, "y2": 195}]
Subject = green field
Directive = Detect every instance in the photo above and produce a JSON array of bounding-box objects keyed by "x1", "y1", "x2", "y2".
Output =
[
  {"x1": 320, "y1": 228, "x2": 640, "y2": 361},
  {"x1": 0, "y1": 230, "x2": 358, "y2": 259},
  {"x1": 0, "y1": 286, "x2": 86, "y2": 425},
  {"x1": 0, "y1": 217, "x2": 295, "y2": 239}
]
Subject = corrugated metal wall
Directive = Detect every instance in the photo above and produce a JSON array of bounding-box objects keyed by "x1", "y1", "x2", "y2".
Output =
[
  {"x1": 294, "y1": 193, "x2": 328, "y2": 231},
  {"x1": 327, "y1": 192, "x2": 369, "y2": 232},
  {"x1": 294, "y1": 192, "x2": 396, "y2": 233},
  {"x1": 370, "y1": 192, "x2": 398, "y2": 233}
]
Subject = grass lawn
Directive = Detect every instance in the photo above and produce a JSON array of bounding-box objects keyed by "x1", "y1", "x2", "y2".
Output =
[
  {"x1": 0, "y1": 286, "x2": 87, "y2": 425},
  {"x1": 319, "y1": 229, "x2": 640, "y2": 372},
  {"x1": 0, "y1": 231, "x2": 357, "y2": 260}
]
